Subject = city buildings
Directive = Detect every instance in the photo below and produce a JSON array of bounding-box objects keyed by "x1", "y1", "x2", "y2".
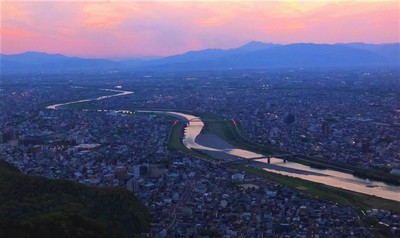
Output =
[{"x1": 0, "y1": 69, "x2": 399, "y2": 237}]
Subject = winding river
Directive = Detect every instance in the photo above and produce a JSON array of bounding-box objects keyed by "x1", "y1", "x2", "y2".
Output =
[
  {"x1": 146, "y1": 111, "x2": 400, "y2": 202},
  {"x1": 46, "y1": 88, "x2": 133, "y2": 110},
  {"x1": 48, "y1": 89, "x2": 400, "y2": 202}
]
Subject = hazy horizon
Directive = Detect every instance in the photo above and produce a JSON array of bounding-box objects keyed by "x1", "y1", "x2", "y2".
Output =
[
  {"x1": 3, "y1": 41, "x2": 400, "y2": 60},
  {"x1": 2, "y1": 1, "x2": 399, "y2": 58}
]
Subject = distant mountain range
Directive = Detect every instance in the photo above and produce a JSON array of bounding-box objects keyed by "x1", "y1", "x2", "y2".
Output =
[{"x1": 1, "y1": 42, "x2": 399, "y2": 73}]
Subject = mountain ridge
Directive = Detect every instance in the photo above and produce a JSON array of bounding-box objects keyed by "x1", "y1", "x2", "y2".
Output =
[{"x1": 1, "y1": 42, "x2": 399, "y2": 73}]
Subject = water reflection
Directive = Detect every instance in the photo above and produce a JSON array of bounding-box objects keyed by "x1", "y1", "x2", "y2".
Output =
[
  {"x1": 46, "y1": 97, "x2": 400, "y2": 202},
  {"x1": 167, "y1": 112, "x2": 400, "y2": 202},
  {"x1": 46, "y1": 89, "x2": 133, "y2": 110}
]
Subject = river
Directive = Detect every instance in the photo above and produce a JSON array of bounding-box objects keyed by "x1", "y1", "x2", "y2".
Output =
[
  {"x1": 163, "y1": 111, "x2": 400, "y2": 202},
  {"x1": 47, "y1": 89, "x2": 400, "y2": 202},
  {"x1": 46, "y1": 88, "x2": 133, "y2": 110}
]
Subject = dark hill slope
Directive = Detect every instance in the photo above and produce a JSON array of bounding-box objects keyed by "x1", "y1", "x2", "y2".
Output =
[{"x1": 0, "y1": 160, "x2": 150, "y2": 238}]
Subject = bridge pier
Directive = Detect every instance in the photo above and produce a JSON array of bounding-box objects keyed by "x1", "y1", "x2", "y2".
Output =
[{"x1": 242, "y1": 153, "x2": 296, "y2": 164}]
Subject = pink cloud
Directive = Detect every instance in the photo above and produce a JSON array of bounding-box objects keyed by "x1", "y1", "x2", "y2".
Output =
[
  {"x1": 1, "y1": 1, "x2": 399, "y2": 58},
  {"x1": 81, "y1": 2, "x2": 140, "y2": 29}
]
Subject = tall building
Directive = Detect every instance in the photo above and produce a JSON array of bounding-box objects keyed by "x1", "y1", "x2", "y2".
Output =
[
  {"x1": 134, "y1": 164, "x2": 148, "y2": 179},
  {"x1": 321, "y1": 121, "x2": 330, "y2": 137},
  {"x1": 3, "y1": 126, "x2": 16, "y2": 142},
  {"x1": 361, "y1": 139, "x2": 370, "y2": 153},
  {"x1": 127, "y1": 179, "x2": 139, "y2": 194},
  {"x1": 114, "y1": 166, "x2": 128, "y2": 180}
]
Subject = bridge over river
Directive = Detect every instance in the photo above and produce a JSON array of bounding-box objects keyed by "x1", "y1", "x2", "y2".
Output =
[
  {"x1": 228, "y1": 153, "x2": 296, "y2": 164},
  {"x1": 163, "y1": 111, "x2": 400, "y2": 202},
  {"x1": 46, "y1": 88, "x2": 400, "y2": 202}
]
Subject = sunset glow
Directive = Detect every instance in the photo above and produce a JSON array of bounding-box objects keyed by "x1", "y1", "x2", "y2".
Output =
[{"x1": 1, "y1": 0, "x2": 399, "y2": 58}]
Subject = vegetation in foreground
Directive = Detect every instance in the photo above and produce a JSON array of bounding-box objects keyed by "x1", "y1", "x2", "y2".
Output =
[{"x1": 0, "y1": 160, "x2": 150, "y2": 238}]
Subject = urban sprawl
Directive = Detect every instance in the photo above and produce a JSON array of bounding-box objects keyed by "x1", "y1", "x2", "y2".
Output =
[{"x1": 1, "y1": 68, "x2": 399, "y2": 237}]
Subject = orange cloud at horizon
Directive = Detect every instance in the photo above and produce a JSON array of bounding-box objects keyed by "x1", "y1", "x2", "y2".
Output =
[{"x1": 1, "y1": 1, "x2": 399, "y2": 58}]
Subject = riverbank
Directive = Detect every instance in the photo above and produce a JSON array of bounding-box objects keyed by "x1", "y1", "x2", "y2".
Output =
[
  {"x1": 45, "y1": 89, "x2": 400, "y2": 209},
  {"x1": 163, "y1": 111, "x2": 400, "y2": 202},
  {"x1": 164, "y1": 113, "x2": 400, "y2": 216},
  {"x1": 231, "y1": 164, "x2": 400, "y2": 214},
  {"x1": 46, "y1": 88, "x2": 133, "y2": 110},
  {"x1": 44, "y1": 88, "x2": 399, "y2": 238},
  {"x1": 198, "y1": 113, "x2": 400, "y2": 186}
]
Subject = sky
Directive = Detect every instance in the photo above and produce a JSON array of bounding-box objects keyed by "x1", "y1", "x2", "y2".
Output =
[{"x1": 1, "y1": 0, "x2": 399, "y2": 58}]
